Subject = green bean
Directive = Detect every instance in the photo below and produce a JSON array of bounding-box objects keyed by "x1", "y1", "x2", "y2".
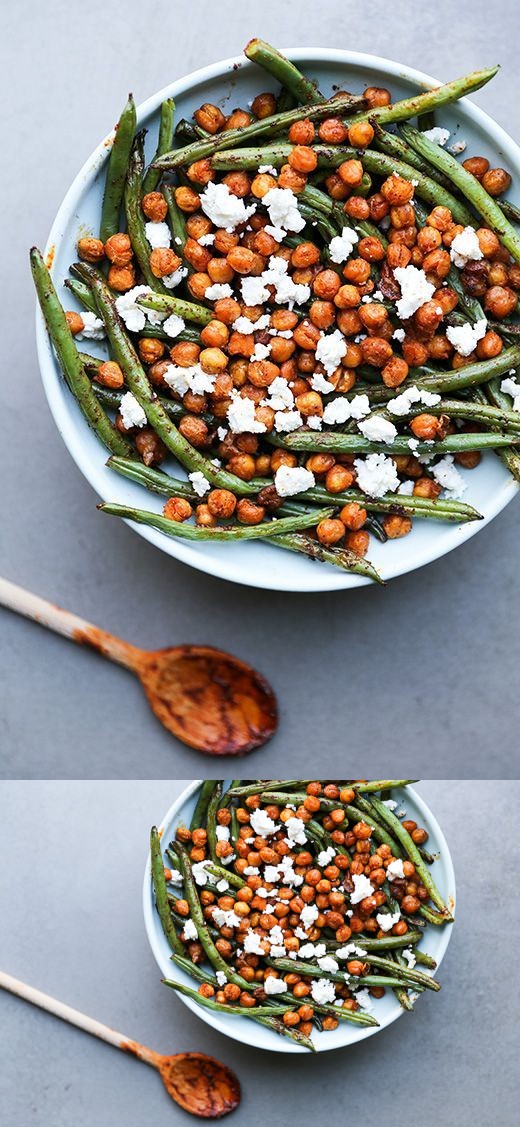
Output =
[
  {"x1": 269, "y1": 955, "x2": 438, "y2": 991},
  {"x1": 211, "y1": 143, "x2": 474, "y2": 225},
  {"x1": 30, "y1": 249, "x2": 132, "y2": 458},
  {"x1": 270, "y1": 430, "x2": 518, "y2": 456},
  {"x1": 355, "y1": 780, "x2": 417, "y2": 793},
  {"x1": 400, "y1": 125, "x2": 520, "y2": 262},
  {"x1": 373, "y1": 123, "x2": 456, "y2": 191},
  {"x1": 370, "y1": 797, "x2": 454, "y2": 920},
  {"x1": 304, "y1": 485, "x2": 482, "y2": 523},
  {"x1": 499, "y1": 198, "x2": 520, "y2": 225},
  {"x1": 206, "y1": 782, "x2": 222, "y2": 863},
  {"x1": 166, "y1": 851, "x2": 245, "y2": 890},
  {"x1": 414, "y1": 949, "x2": 437, "y2": 969},
  {"x1": 327, "y1": 930, "x2": 423, "y2": 952},
  {"x1": 73, "y1": 262, "x2": 269, "y2": 495},
  {"x1": 346, "y1": 65, "x2": 499, "y2": 129},
  {"x1": 125, "y1": 131, "x2": 169, "y2": 292},
  {"x1": 99, "y1": 501, "x2": 335, "y2": 541},
  {"x1": 270, "y1": 531, "x2": 384, "y2": 584},
  {"x1": 100, "y1": 94, "x2": 136, "y2": 243},
  {"x1": 96, "y1": 387, "x2": 185, "y2": 422},
  {"x1": 190, "y1": 780, "x2": 216, "y2": 831},
  {"x1": 377, "y1": 397, "x2": 520, "y2": 432},
  {"x1": 153, "y1": 91, "x2": 363, "y2": 170},
  {"x1": 136, "y1": 292, "x2": 213, "y2": 325},
  {"x1": 244, "y1": 38, "x2": 325, "y2": 105},
  {"x1": 142, "y1": 98, "x2": 175, "y2": 194},
  {"x1": 253, "y1": 1014, "x2": 317, "y2": 1051},
  {"x1": 150, "y1": 827, "x2": 184, "y2": 956},
  {"x1": 356, "y1": 952, "x2": 441, "y2": 990},
  {"x1": 163, "y1": 184, "x2": 188, "y2": 252},
  {"x1": 163, "y1": 978, "x2": 291, "y2": 1017},
  {"x1": 64, "y1": 277, "x2": 98, "y2": 314}
]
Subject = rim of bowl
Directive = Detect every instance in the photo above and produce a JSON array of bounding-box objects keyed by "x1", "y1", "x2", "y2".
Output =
[
  {"x1": 143, "y1": 779, "x2": 456, "y2": 1053},
  {"x1": 37, "y1": 47, "x2": 519, "y2": 593}
]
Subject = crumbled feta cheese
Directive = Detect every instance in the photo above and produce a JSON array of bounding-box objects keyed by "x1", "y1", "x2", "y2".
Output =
[
  {"x1": 350, "y1": 873, "x2": 376, "y2": 904},
  {"x1": 354, "y1": 452, "x2": 400, "y2": 497},
  {"x1": 182, "y1": 919, "x2": 198, "y2": 940},
  {"x1": 76, "y1": 311, "x2": 105, "y2": 340},
  {"x1": 318, "y1": 955, "x2": 339, "y2": 974},
  {"x1": 241, "y1": 276, "x2": 270, "y2": 306},
  {"x1": 392, "y1": 327, "x2": 406, "y2": 343},
  {"x1": 265, "y1": 224, "x2": 286, "y2": 242},
  {"x1": 167, "y1": 870, "x2": 183, "y2": 886},
  {"x1": 163, "y1": 266, "x2": 188, "y2": 290},
  {"x1": 358, "y1": 416, "x2": 398, "y2": 443},
  {"x1": 145, "y1": 221, "x2": 171, "y2": 249},
  {"x1": 500, "y1": 375, "x2": 520, "y2": 411},
  {"x1": 307, "y1": 415, "x2": 323, "y2": 430},
  {"x1": 394, "y1": 265, "x2": 435, "y2": 319},
  {"x1": 311, "y1": 978, "x2": 336, "y2": 1005},
  {"x1": 200, "y1": 182, "x2": 256, "y2": 231},
  {"x1": 450, "y1": 226, "x2": 483, "y2": 269},
  {"x1": 232, "y1": 314, "x2": 270, "y2": 334},
  {"x1": 322, "y1": 393, "x2": 370, "y2": 426},
  {"x1": 243, "y1": 865, "x2": 260, "y2": 876},
  {"x1": 408, "y1": 437, "x2": 420, "y2": 455},
  {"x1": 431, "y1": 454, "x2": 467, "y2": 499},
  {"x1": 212, "y1": 907, "x2": 240, "y2": 928},
  {"x1": 115, "y1": 285, "x2": 152, "y2": 332},
  {"x1": 261, "y1": 376, "x2": 294, "y2": 412},
  {"x1": 448, "y1": 139, "x2": 467, "y2": 155},
  {"x1": 163, "y1": 363, "x2": 215, "y2": 397},
  {"x1": 335, "y1": 943, "x2": 367, "y2": 959},
  {"x1": 258, "y1": 164, "x2": 279, "y2": 177},
  {"x1": 328, "y1": 226, "x2": 359, "y2": 264},
  {"x1": 264, "y1": 975, "x2": 287, "y2": 995},
  {"x1": 216, "y1": 879, "x2": 229, "y2": 892},
  {"x1": 216, "y1": 970, "x2": 227, "y2": 986},
  {"x1": 251, "y1": 341, "x2": 271, "y2": 362},
  {"x1": 402, "y1": 947, "x2": 417, "y2": 968},
  {"x1": 315, "y1": 329, "x2": 347, "y2": 376},
  {"x1": 382, "y1": 799, "x2": 398, "y2": 809},
  {"x1": 192, "y1": 860, "x2": 212, "y2": 886},
  {"x1": 388, "y1": 385, "x2": 441, "y2": 416},
  {"x1": 205, "y1": 282, "x2": 234, "y2": 301},
  {"x1": 299, "y1": 942, "x2": 327, "y2": 959},
  {"x1": 285, "y1": 817, "x2": 308, "y2": 845},
  {"x1": 269, "y1": 945, "x2": 287, "y2": 958},
  {"x1": 386, "y1": 859, "x2": 406, "y2": 880},
  {"x1": 300, "y1": 903, "x2": 319, "y2": 932},
  {"x1": 216, "y1": 825, "x2": 230, "y2": 841},
  {"x1": 227, "y1": 394, "x2": 267, "y2": 434},
  {"x1": 198, "y1": 233, "x2": 215, "y2": 246},
  {"x1": 310, "y1": 371, "x2": 335, "y2": 394},
  {"x1": 354, "y1": 988, "x2": 374, "y2": 1013},
  {"x1": 376, "y1": 910, "x2": 401, "y2": 932},
  {"x1": 274, "y1": 465, "x2": 315, "y2": 497},
  {"x1": 263, "y1": 187, "x2": 306, "y2": 234},
  {"x1": 220, "y1": 853, "x2": 236, "y2": 866},
  {"x1": 263, "y1": 865, "x2": 280, "y2": 883},
  {"x1": 274, "y1": 409, "x2": 303, "y2": 433},
  {"x1": 446, "y1": 318, "x2": 487, "y2": 357},
  {"x1": 119, "y1": 392, "x2": 147, "y2": 429},
  {"x1": 188, "y1": 471, "x2": 211, "y2": 497},
  {"x1": 162, "y1": 313, "x2": 185, "y2": 338},
  {"x1": 295, "y1": 927, "x2": 308, "y2": 941},
  {"x1": 421, "y1": 126, "x2": 450, "y2": 147},
  {"x1": 317, "y1": 846, "x2": 335, "y2": 867},
  {"x1": 249, "y1": 808, "x2": 280, "y2": 837},
  {"x1": 244, "y1": 929, "x2": 266, "y2": 955}
]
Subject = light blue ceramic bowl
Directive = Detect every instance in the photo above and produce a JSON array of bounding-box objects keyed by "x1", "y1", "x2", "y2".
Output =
[
  {"x1": 143, "y1": 780, "x2": 456, "y2": 1053},
  {"x1": 37, "y1": 49, "x2": 520, "y2": 591}
]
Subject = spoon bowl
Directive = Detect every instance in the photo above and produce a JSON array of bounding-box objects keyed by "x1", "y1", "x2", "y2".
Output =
[{"x1": 157, "y1": 1051, "x2": 241, "y2": 1118}]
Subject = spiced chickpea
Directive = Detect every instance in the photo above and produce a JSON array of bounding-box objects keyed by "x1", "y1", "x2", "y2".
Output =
[
  {"x1": 288, "y1": 117, "x2": 315, "y2": 144},
  {"x1": 338, "y1": 158, "x2": 364, "y2": 188},
  {"x1": 149, "y1": 248, "x2": 182, "y2": 278},
  {"x1": 481, "y1": 167, "x2": 512, "y2": 196},
  {"x1": 413, "y1": 476, "x2": 442, "y2": 500},
  {"x1": 278, "y1": 163, "x2": 307, "y2": 193},
  {"x1": 289, "y1": 145, "x2": 318, "y2": 173},
  {"x1": 108, "y1": 264, "x2": 135, "y2": 291},
  {"x1": 94, "y1": 360, "x2": 124, "y2": 389},
  {"x1": 326, "y1": 464, "x2": 355, "y2": 493},
  {"x1": 339, "y1": 502, "x2": 367, "y2": 530},
  {"x1": 138, "y1": 338, "x2": 165, "y2": 365},
  {"x1": 194, "y1": 102, "x2": 226, "y2": 133},
  {"x1": 383, "y1": 514, "x2": 413, "y2": 538},
  {"x1": 207, "y1": 489, "x2": 237, "y2": 519},
  {"x1": 364, "y1": 85, "x2": 391, "y2": 108},
  {"x1": 345, "y1": 530, "x2": 370, "y2": 556},
  {"x1": 175, "y1": 185, "x2": 202, "y2": 213},
  {"x1": 141, "y1": 191, "x2": 168, "y2": 221},
  {"x1": 77, "y1": 236, "x2": 105, "y2": 262},
  {"x1": 462, "y1": 155, "x2": 489, "y2": 179},
  {"x1": 163, "y1": 497, "x2": 193, "y2": 522},
  {"x1": 135, "y1": 430, "x2": 166, "y2": 467},
  {"x1": 318, "y1": 117, "x2": 349, "y2": 143},
  {"x1": 104, "y1": 232, "x2": 133, "y2": 266},
  {"x1": 316, "y1": 518, "x2": 345, "y2": 546},
  {"x1": 179, "y1": 416, "x2": 209, "y2": 447},
  {"x1": 484, "y1": 285, "x2": 517, "y2": 318}
]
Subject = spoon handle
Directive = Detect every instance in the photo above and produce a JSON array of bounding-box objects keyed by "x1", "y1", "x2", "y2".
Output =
[
  {"x1": 0, "y1": 971, "x2": 158, "y2": 1066},
  {"x1": 0, "y1": 577, "x2": 143, "y2": 671}
]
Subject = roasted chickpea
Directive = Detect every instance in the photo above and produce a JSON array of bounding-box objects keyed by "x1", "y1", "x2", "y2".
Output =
[
  {"x1": 104, "y1": 232, "x2": 133, "y2": 266},
  {"x1": 77, "y1": 236, "x2": 105, "y2": 262},
  {"x1": 163, "y1": 497, "x2": 193, "y2": 522},
  {"x1": 383, "y1": 514, "x2": 413, "y2": 538},
  {"x1": 481, "y1": 167, "x2": 512, "y2": 196},
  {"x1": 64, "y1": 311, "x2": 84, "y2": 335},
  {"x1": 289, "y1": 145, "x2": 318, "y2": 173},
  {"x1": 149, "y1": 248, "x2": 182, "y2": 278},
  {"x1": 462, "y1": 155, "x2": 489, "y2": 180},
  {"x1": 141, "y1": 191, "x2": 168, "y2": 222},
  {"x1": 363, "y1": 85, "x2": 391, "y2": 108},
  {"x1": 345, "y1": 530, "x2": 370, "y2": 557},
  {"x1": 94, "y1": 360, "x2": 124, "y2": 389},
  {"x1": 316, "y1": 518, "x2": 345, "y2": 546},
  {"x1": 207, "y1": 489, "x2": 237, "y2": 519},
  {"x1": 138, "y1": 338, "x2": 165, "y2": 364},
  {"x1": 338, "y1": 158, "x2": 364, "y2": 187},
  {"x1": 318, "y1": 117, "x2": 349, "y2": 144},
  {"x1": 288, "y1": 118, "x2": 315, "y2": 144},
  {"x1": 108, "y1": 264, "x2": 135, "y2": 291},
  {"x1": 194, "y1": 102, "x2": 226, "y2": 133}
]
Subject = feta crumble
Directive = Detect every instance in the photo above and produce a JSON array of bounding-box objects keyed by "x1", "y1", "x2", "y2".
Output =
[
  {"x1": 182, "y1": 919, "x2": 198, "y2": 940},
  {"x1": 318, "y1": 955, "x2": 339, "y2": 974},
  {"x1": 162, "y1": 313, "x2": 185, "y2": 338},
  {"x1": 227, "y1": 395, "x2": 267, "y2": 434},
  {"x1": 216, "y1": 970, "x2": 227, "y2": 986},
  {"x1": 354, "y1": 988, "x2": 374, "y2": 1013},
  {"x1": 76, "y1": 311, "x2": 105, "y2": 340},
  {"x1": 274, "y1": 464, "x2": 315, "y2": 497},
  {"x1": 450, "y1": 226, "x2": 483, "y2": 269},
  {"x1": 315, "y1": 329, "x2": 347, "y2": 376},
  {"x1": 273, "y1": 409, "x2": 303, "y2": 433},
  {"x1": 386, "y1": 859, "x2": 406, "y2": 880},
  {"x1": 431, "y1": 454, "x2": 467, "y2": 499},
  {"x1": 264, "y1": 975, "x2": 287, "y2": 995},
  {"x1": 421, "y1": 126, "x2": 450, "y2": 146},
  {"x1": 317, "y1": 846, "x2": 336, "y2": 867},
  {"x1": 163, "y1": 266, "x2": 188, "y2": 290},
  {"x1": 188, "y1": 471, "x2": 211, "y2": 497},
  {"x1": 358, "y1": 415, "x2": 398, "y2": 443},
  {"x1": 200, "y1": 182, "x2": 256, "y2": 231},
  {"x1": 394, "y1": 265, "x2": 435, "y2": 319},
  {"x1": 285, "y1": 817, "x2": 308, "y2": 845},
  {"x1": 115, "y1": 285, "x2": 151, "y2": 332},
  {"x1": 500, "y1": 375, "x2": 520, "y2": 411},
  {"x1": 205, "y1": 282, "x2": 234, "y2": 301},
  {"x1": 388, "y1": 385, "x2": 441, "y2": 416},
  {"x1": 263, "y1": 187, "x2": 306, "y2": 234},
  {"x1": 300, "y1": 903, "x2": 319, "y2": 932},
  {"x1": 376, "y1": 910, "x2": 401, "y2": 932},
  {"x1": 145, "y1": 221, "x2": 171, "y2": 249},
  {"x1": 402, "y1": 947, "x2": 417, "y2": 968},
  {"x1": 249, "y1": 808, "x2": 280, "y2": 837},
  {"x1": 310, "y1": 978, "x2": 336, "y2": 1005},
  {"x1": 328, "y1": 226, "x2": 359, "y2": 264},
  {"x1": 322, "y1": 393, "x2": 370, "y2": 426},
  {"x1": 354, "y1": 452, "x2": 400, "y2": 498},
  {"x1": 446, "y1": 318, "x2": 487, "y2": 357},
  {"x1": 350, "y1": 873, "x2": 375, "y2": 904},
  {"x1": 119, "y1": 392, "x2": 147, "y2": 429}
]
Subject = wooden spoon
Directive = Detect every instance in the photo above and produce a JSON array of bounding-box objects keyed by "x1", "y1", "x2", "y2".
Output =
[
  {"x1": 0, "y1": 971, "x2": 240, "y2": 1118},
  {"x1": 0, "y1": 577, "x2": 277, "y2": 755}
]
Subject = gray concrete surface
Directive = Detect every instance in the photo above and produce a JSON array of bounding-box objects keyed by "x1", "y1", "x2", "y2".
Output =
[
  {"x1": 0, "y1": 780, "x2": 518, "y2": 1126},
  {"x1": 1, "y1": 1, "x2": 519, "y2": 779}
]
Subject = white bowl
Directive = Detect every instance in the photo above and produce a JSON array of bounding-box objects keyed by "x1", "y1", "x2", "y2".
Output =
[
  {"x1": 143, "y1": 780, "x2": 456, "y2": 1054},
  {"x1": 37, "y1": 48, "x2": 519, "y2": 592}
]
